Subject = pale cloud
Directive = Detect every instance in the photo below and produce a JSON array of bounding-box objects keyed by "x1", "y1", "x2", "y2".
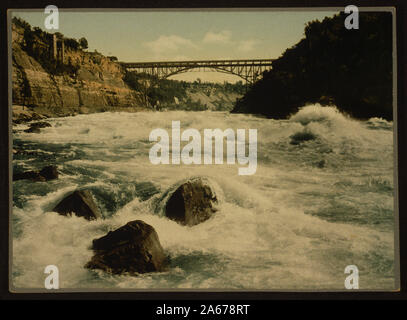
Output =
[
  {"x1": 143, "y1": 32, "x2": 258, "y2": 61},
  {"x1": 163, "y1": 55, "x2": 190, "y2": 61},
  {"x1": 143, "y1": 35, "x2": 198, "y2": 56},
  {"x1": 237, "y1": 39, "x2": 258, "y2": 53},
  {"x1": 202, "y1": 31, "x2": 258, "y2": 55},
  {"x1": 202, "y1": 30, "x2": 232, "y2": 44}
]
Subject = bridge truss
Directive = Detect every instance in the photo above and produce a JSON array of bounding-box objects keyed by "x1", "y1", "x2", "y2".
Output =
[{"x1": 120, "y1": 59, "x2": 274, "y2": 84}]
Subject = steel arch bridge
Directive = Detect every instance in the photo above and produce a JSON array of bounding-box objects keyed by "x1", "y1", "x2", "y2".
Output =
[{"x1": 119, "y1": 59, "x2": 274, "y2": 84}]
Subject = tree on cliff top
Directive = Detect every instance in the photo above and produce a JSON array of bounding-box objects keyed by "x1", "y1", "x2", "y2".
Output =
[
  {"x1": 79, "y1": 37, "x2": 88, "y2": 50},
  {"x1": 232, "y1": 12, "x2": 393, "y2": 120}
]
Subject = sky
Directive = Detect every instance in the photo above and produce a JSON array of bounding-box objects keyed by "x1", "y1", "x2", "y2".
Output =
[{"x1": 12, "y1": 9, "x2": 339, "y2": 82}]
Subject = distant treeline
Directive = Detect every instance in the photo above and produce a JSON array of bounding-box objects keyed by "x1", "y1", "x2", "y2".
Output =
[
  {"x1": 123, "y1": 71, "x2": 245, "y2": 110},
  {"x1": 232, "y1": 12, "x2": 393, "y2": 120}
]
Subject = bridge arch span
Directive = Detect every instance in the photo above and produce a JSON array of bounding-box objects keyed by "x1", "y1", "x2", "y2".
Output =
[
  {"x1": 120, "y1": 59, "x2": 273, "y2": 84},
  {"x1": 164, "y1": 66, "x2": 253, "y2": 83}
]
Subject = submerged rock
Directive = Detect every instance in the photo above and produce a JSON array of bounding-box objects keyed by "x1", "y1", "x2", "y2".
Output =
[
  {"x1": 53, "y1": 190, "x2": 102, "y2": 220},
  {"x1": 85, "y1": 220, "x2": 167, "y2": 274},
  {"x1": 23, "y1": 121, "x2": 52, "y2": 133},
  {"x1": 165, "y1": 177, "x2": 218, "y2": 226},
  {"x1": 13, "y1": 165, "x2": 58, "y2": 182},
  {"x1": 30, "y1": 121, "x2": 52, "y2": 129},
  {"x1": 314, "y1": 159, "x2": 326, "y2": 168},
  {"x1": 13, "y1": 170, "x2": 46, "y2": 182},
  {"x1": 24, "y1": 126, "x2": 41, "y2": 133},
  {"x1": 39, "y1": 165, "x2": 59, "y2": 180}
]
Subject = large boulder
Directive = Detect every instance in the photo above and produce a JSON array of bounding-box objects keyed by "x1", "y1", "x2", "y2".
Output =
[
  {"x1": 53, "y1": 190, "x2": 102, "y2": 220},
  {"x1": 85, "y1": 220, "x2": 167, "y2": 274},
  {"x1": 13, "y1": 165, "x2": 58, "y2": 182},
  {"x1": 165, "y1": 177, "x2": 218, "y2": 226}
]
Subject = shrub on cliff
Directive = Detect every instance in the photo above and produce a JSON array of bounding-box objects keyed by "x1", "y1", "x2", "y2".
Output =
[
  {"x1": 12, "y1": 17, "x2": 31, "y2": 31},
  {"x1": 65, "y1": 38, "x2": 80, "y2": 50},
  {"x1": 232, "y1": 12, "x2": 393, "y2": 120}
]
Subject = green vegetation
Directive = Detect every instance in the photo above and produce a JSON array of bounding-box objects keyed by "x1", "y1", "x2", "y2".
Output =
[
  {"x1": 189, "y1": 79, "x2": 245, "y2": 95},
  {"x1": 12, "y1": 16, "x2": 31, "y2": 30},
  {"x1": 232, "y1": 12, "x2": 393, "y2": 120},
  {"x1": 13, "y1": 17, "x2": 81, "y2": 76},
  {"x1": 123, "y1": 71, "x2": 245, "y2": 110},
  {"x1": 123, "y1": 71, "x2": 189, "y2": 109},
  {"x1": 79, "y1": 37, "x2": 88, "y2": 50},
  {"x1": 64, "y1": 38, "x2": 80, "y2": 50}
]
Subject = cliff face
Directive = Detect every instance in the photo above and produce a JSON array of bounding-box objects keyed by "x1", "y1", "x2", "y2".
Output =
[{"x1": 12, "y1": 22, "x2": 142, "y2": 116}]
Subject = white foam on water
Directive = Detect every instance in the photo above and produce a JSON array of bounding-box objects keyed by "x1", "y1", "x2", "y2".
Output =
[{"x1": 12, "y1": 105, "x2": 396, "y2": 290}]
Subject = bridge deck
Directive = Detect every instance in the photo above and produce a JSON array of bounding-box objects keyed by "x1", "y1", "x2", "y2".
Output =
[{"x1": 120, "y1": 59, "x2": 274, "y2": 68}]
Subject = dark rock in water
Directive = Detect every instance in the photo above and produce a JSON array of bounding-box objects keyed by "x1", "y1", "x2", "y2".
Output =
[
  {"x1": 39, "y1": 165, "x2": 59, "y2": 180},
  {"x1": 289, "y1": 130, "x2": 317, "y2": 145},
  {"x1": 85, "y1": 220, "x2": 167, "y2": 274},
  {"x1": 53, "y1": 190, "x2": 102, "y2": 220},
  {"x1": 13, "y1": 170, "x2": 46, "y2": 182},
  {"x1": 314, "y1": 159, "x2": 326, "y2": 168},
  {"x1": 24, "y1": 121, "x2": 51, "y2": 133},
  {"x1": 24, "y1": 126, "x2": 41, "y2": 133},
  {"x1": 24, "y1": 121, "x2": 52, "y2": 133},
  {"x1": 13, "y1": 165, "x2": 59, "y2": 182},
  {"x1": 12, "y1": 148, "x2": 38, "y2": 156},
  {"x1": 165, "y1": 177, "x2": 218, "y2": 226},
  {"x1": 30, "y1": 121, "x2": 52, "y2": 129}
]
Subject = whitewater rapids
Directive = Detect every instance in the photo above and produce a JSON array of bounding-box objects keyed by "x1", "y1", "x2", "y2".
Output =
[{"x1": 11, "y1": 104, "x2": 397, "y2": 290}]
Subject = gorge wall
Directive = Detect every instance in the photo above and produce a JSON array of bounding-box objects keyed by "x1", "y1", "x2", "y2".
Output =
[{"x1": 12, "y1": 19, "x2": 144, "y2": 117}]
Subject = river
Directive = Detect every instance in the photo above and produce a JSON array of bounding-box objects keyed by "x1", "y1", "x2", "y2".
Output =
[{"x1": 11, "y1": 104, "x2": 397, "y2": 290}]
